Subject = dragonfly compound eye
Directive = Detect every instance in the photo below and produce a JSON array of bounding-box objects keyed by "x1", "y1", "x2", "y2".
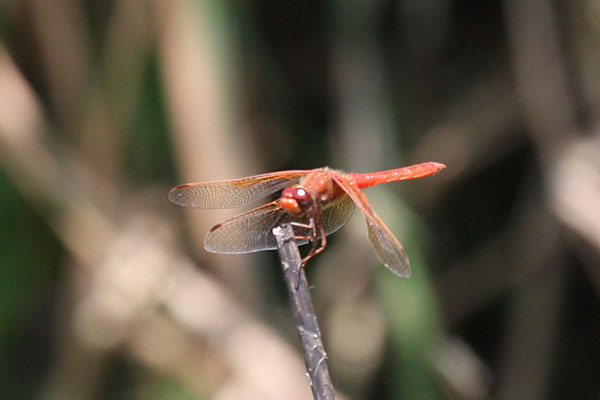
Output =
[{"x1": 281, "y1": 187, "x2": 312, "y2": 215}]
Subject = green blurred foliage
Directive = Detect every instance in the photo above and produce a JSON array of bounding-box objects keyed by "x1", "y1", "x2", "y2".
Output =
[{"x1": 0, "y1": 171, "x2": 62, "y2": 399}]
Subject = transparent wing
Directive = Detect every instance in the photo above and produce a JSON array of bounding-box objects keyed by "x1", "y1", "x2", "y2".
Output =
[
  {"x1": 331, "y1": 174, "x2": 411, "y2": 277},
  {"x1": 204, "y1": 195, "x2": 355, "y2": 255},
  {"x1": 204, "y1": 201, "x2": 290, "y2": 253},
  {"x1": 169, "y1": 170, "x2": 311, "y2": 209},
  {"x1": 320, "y1": 194, "x2": 355, "y2": 236}
]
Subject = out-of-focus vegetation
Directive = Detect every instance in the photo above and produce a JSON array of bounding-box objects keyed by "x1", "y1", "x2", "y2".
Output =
[{"x1": 0, "y1": 0, "x2": 599, "y2": 399}]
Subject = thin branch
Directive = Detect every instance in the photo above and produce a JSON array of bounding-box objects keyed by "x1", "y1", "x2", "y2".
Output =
[{"x1": 273, "y1": 225, "x2": 335, "y2": 400}]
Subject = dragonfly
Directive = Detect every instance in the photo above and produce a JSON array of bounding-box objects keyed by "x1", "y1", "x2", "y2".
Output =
[{"x1": 169, "y1": 162, "x2": 445, "y2": 277}]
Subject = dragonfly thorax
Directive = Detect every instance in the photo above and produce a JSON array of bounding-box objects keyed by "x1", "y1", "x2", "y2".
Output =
[{"x1": 280, "y1": 186, "x2": 313, "y2": 216}]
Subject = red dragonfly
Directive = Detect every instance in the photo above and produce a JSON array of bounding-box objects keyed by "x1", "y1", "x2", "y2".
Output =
[{"x1": 169, "y1": 162, "x2": 445, "y2": 277}]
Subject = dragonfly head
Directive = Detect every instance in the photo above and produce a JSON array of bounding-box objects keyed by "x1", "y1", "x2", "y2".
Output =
[{"x1": 280, "y1": 186, "x2": 313, "y2": 216}]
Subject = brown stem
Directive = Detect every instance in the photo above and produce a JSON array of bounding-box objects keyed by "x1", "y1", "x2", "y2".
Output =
[{"x1": 272, "y1": 224, "x2": 335, "y2": 400}]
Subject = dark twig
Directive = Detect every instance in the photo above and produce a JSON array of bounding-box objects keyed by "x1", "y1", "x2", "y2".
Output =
[{"x1": 273, "y1": 224, "x2": 335, "y2": 400}]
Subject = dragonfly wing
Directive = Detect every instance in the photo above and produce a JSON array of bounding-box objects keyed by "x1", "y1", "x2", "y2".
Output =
[
  {"x1": 364, "y1": 217, "x2": 411, "y2": 277},
  {"x1": 204, "y1": 201, "x2": 283, "y2": 253},
  {"x1": 169, "y1": 170, "x2": 311, "y2": 209},
  {"x1": 321, "y1": 194, "x2": 355, "y2": 236},
  {"x1": 330, "y1": 174, "x2": 411, "y2": 277},
  {"x1": 204, "y1": 200, "x2": 309, "y2": 254}
]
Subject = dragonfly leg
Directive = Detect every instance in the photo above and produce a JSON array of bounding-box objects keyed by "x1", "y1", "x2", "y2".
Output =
[
  {"x1": 290, "y1": 220, "x2": 313, "y2": 240},
  {"x1": 299, "y1": 212, "x2": 327, "y2": 268},
  {"x1": 288, "y1": 213, "x2": 328, "y2": 289},
  {"x1": 290, "y1": 218, "x2": 319, "y2": 265},
  {"x1": 310, "y1": 215, "x2": 327, "y2": 259}
]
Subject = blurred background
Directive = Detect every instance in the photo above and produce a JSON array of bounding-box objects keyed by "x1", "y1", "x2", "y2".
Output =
[{"x1": 0, "y1": 0, "x2": 599, "y2": 399}]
